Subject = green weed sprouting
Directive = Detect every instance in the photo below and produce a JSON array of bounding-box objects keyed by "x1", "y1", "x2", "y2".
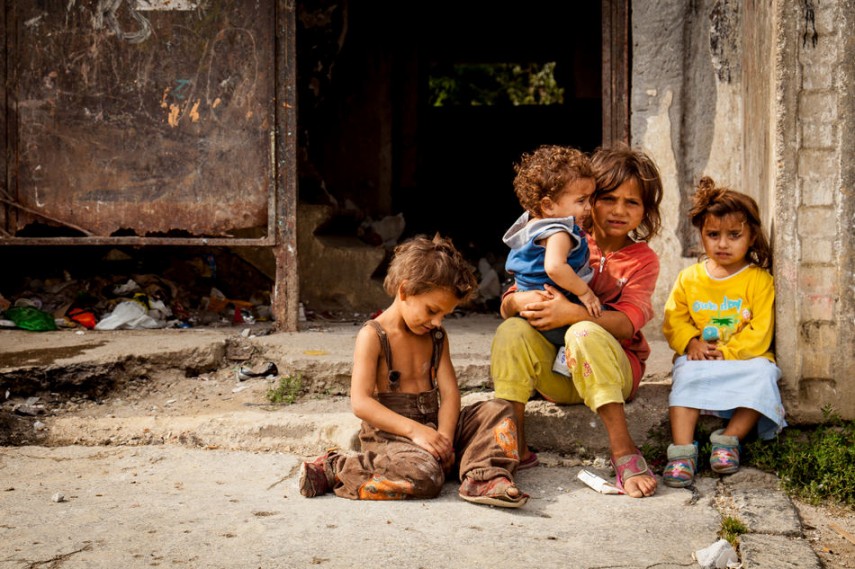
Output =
[
  {"x1": 719, "y1": 516, "x2": 749, "y2": 548},
  {"x1": 746, "y1": 407, "x2": 855, "y2": 508},
  {"x1": 266, "y1": 373, "x2": 303, "y2": 405}
]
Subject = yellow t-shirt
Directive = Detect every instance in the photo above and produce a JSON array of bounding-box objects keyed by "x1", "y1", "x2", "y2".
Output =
[{"x1": 662, "y1": 262, "x2": 775, "y2": 362}]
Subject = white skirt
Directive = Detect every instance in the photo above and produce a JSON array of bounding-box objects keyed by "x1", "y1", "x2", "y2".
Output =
[{"x1": 669, "y1": 356, "x2": 787, "y2": 440}]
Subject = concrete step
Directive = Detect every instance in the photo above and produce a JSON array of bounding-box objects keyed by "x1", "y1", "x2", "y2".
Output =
[{"x1": 0, "y1": 314, "x2": 677, "y2": 455}]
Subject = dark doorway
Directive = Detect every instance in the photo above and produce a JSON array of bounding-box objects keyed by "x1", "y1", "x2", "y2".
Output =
[{"x1": 297, "y1": 1, "x2": 605, "y2": 266}]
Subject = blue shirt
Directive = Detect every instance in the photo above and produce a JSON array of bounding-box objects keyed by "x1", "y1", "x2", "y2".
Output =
[{"x1": 502, "y1": 211, "x2": 592, "y2": 295}]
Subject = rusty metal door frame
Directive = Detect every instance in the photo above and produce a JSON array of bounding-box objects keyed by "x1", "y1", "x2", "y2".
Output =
[
  {"x1": 272, "y1": 0, "x2": 299, "y2": 331},
  {"x1": 0, "y1": 1, "x2": 299, "y2": 330},
  {"x1": 602, "y1": 0, "x2": 630, "y2": 146}
]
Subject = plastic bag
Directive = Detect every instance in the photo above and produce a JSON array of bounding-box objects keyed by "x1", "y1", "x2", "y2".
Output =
[
  {"x1": 95, "y1": 300, "x2": 164, "y2": 330},
  {"x1": 3, "y1": 306, "x2": 58, "y2": 331}
]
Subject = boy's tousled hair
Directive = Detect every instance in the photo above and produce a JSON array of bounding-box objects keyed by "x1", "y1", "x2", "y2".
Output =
[
  {"x1": 513, "y1": 145, "x2": 594, "y2": 217},
  {"x1": 690, "y1": 176, "x2": 772, "y2": 269},
  {"x1": 384, "y1": 234, "x2": 478, "y2": 302},
  {"x1": 589, "y1": 143, "x2": 663, "y2": 241}
]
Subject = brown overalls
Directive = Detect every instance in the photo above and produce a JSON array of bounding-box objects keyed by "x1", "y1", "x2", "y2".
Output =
[{"x1": 328, "y1": 320, "x2": 522, "y2": 500}]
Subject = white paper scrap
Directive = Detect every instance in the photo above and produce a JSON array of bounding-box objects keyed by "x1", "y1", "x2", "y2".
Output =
[{"x1": 577, "y1": 469, "x2": 624, "y2": 495}]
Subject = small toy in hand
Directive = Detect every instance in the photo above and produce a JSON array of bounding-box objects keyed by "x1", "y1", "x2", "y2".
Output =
[{"x1": 701, "y1": 326, "x2": 719, "y2": 342}]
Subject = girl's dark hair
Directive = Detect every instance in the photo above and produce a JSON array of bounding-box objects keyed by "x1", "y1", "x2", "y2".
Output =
[
  {"x1": 690, "y1": 176, "x2": 772, "y2": 269},
  {"x1": 589, "y1": 144, "x2": 663, "y2": 241},
  {"x1": 384, "y1": 234, "x2": 478, "y2": 302},
  {"x1": 512, "y1": 145, "x2": 594, "y2": 217}
]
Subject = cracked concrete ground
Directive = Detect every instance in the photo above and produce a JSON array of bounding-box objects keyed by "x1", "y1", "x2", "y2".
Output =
[{"x1": 1, "y1": 315, "x2": 852, "y2": 568}]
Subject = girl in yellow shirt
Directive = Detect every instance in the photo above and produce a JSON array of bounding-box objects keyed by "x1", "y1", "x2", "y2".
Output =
[{"x1": 662, "y1": 177, "x2": 786, "y2": 488}]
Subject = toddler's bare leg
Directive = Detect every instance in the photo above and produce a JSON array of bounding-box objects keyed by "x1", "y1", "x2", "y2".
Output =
[{"x1": 670, "y1": 406, "x2": 701, "y2": 445}]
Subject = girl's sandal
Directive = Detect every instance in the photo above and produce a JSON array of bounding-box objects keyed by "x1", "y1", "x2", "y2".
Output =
[
  {"x1": 611, "y1": 451, "x2": 654, "y2": 497},
  {"x1": 459, "y1": 476, "x2": 529, "y2": 508}
]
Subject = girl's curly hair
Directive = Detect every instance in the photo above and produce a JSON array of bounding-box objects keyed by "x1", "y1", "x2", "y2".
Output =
[
  {"x1": 512, "y1": 145, "x2": 594, "y2": 217},
  {"x1": 690, "y1": 176, "x2": 772, "y2": 269},
  {"x1": 384, "y1": 234, "x2": 478, "y2": 302}
]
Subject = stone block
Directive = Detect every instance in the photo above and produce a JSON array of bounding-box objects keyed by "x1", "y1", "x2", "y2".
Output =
[
  {"x1": 799, "y1": 321, "x2": 837, "y2": 378},
  {"x1": 522, "y1": 382, "x2": 671, "y2": 455},
  {"x1": 812, "y1": 1, "x2": 840, "y2": 36},
  {"x1": 799, "y1": 38, "x2": 839, "y2": 66},
  {"x1": 801, "y1": 120, "x2": 836, "y2": 150},
  {"x1": 797, "y1": 264, "x2": 838, "y2": 296},
  {"x1": 801, "y1": 63, "x2": 834, "y2": 90},
  {"x1": 802, "y1": 294, "x2": 836, "y2": 321},
  {"x1": 799, "y1": 237, "x2": 833, "y2": 264},
  {"x1": 739, "y1": 534, "x2": 822, "y2": 568},
  {"x1": 728, "y1": 487, "x2": 802, "y2": 536},
  {"x1": 798, "y1": 177, "x2": 837, "y2": 207},
  {"x1": 798, "y1": 91, "x2": 838, "y2": 123},
  {"x1": 797, "y1": 206, "x2": 839, "y2": 237},
  {"x1": 296, "y1": 204, "x2": 389, "y2": 313}
]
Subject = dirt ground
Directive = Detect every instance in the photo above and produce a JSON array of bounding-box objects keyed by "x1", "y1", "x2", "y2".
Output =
[
  {"x1": 795, "y1": 500, "x2": 855, "y2": 569},
  {"x1": 2, "y1": 333, "x2": 854, "y2": 567}
]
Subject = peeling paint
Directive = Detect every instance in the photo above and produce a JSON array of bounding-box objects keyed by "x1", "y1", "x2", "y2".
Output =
[
  {"x1": 643, "y1": 89, "x2": 686, "y2": 339},
  {"x1": 709, "y1": 0, "x2": 741, "y2": 83},
  {"x1": 136, "y1": 0, "x2": 200, "y2": 10},
  {"x1": 168, "y1": 104, "x2": 180, "y2": 127},
  {"x1": 705, "y1": 82, "x2": 743, "y2": 182},
  {"x1": 9, "y1": 0, "x2": 275, "y2": 240}
]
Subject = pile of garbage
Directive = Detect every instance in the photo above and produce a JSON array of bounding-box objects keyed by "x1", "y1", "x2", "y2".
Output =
[
  {"x1": 0, "y1": 244, "x2": 509, "y2": 332},
  {"x1": 0, "y1": 276, "x2": 270, "y2": 332},
  {"x1": 0, "y1": 249, "x2": 273, "y2": 332}
]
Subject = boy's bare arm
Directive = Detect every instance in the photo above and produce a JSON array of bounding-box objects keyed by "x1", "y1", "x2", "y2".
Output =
[{"x1": 434, "y1": 335, "x2": 460, "y2": 465}]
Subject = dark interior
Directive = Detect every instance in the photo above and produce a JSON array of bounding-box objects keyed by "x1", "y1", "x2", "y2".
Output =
[
  {"x1": 0, "y1": 1, "x2": 605, "y2": 315},
  {"x1": 297, "y1": 0, "x2": 604, "y2": 264}
]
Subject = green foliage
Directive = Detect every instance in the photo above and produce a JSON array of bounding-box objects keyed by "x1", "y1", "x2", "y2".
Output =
[
  {"x1": 266, "y1": 373, "x2": 303, "y2": 405},
  {"x1": 428, "y1": 62, "x2": 564, "y2": 107},
  {"x1": 746, "y1": 408, "x2": 855, "y2": 508},
  {"x1": 719, "y1": 516, "x2": 749, "y2": 548}
]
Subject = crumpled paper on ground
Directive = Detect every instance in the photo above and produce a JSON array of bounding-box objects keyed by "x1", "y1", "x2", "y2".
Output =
[{"x1": 692, "y1": 538, "x2": 741, "y2": 568}]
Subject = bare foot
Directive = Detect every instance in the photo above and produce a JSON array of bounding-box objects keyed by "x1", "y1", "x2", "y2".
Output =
[
  {"x1": 622, "y1": 471, "x2": 657, "y2": 498},
  {"x1": 458, "y1": 476, "x2": 528, "y2": 508},
  {"x1": 612, "y1": 452, "x2": 658, "y2": 498}
]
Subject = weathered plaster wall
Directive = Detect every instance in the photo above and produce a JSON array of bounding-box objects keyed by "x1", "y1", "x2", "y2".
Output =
[
  {"x1": 632, "y1": 0, "x2": 749, "y2": 342},
  {"x1": 630, "y1": 1, "x2": 689, "y2": 341},
  {"x1": 775, "y1": 0, "x2": 854, "y2": 422},
  {"x1": 632, "y1": 0, "x2": 854, "y2": 421}
]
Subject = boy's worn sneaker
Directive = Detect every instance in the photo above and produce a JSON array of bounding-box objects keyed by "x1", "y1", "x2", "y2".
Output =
[
  {"x1": 298, "y1": 452, "x2": 336, "y2": 497},
  {"x1": 709, "y1": 429, "x2": 741, "y2": 474},
  {"x1": 663, "y1": 442, "x2": 698, "y2": 488}
]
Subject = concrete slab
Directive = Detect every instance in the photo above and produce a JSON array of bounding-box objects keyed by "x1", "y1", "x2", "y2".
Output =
[{"x1": 0, "y1": 445, "x2": 722, "y2": 569}]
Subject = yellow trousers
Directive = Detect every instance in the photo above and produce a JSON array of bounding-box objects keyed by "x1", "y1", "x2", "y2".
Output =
[{"x1": 490, "y1": 317, "x2": 632, "y2": 412}]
